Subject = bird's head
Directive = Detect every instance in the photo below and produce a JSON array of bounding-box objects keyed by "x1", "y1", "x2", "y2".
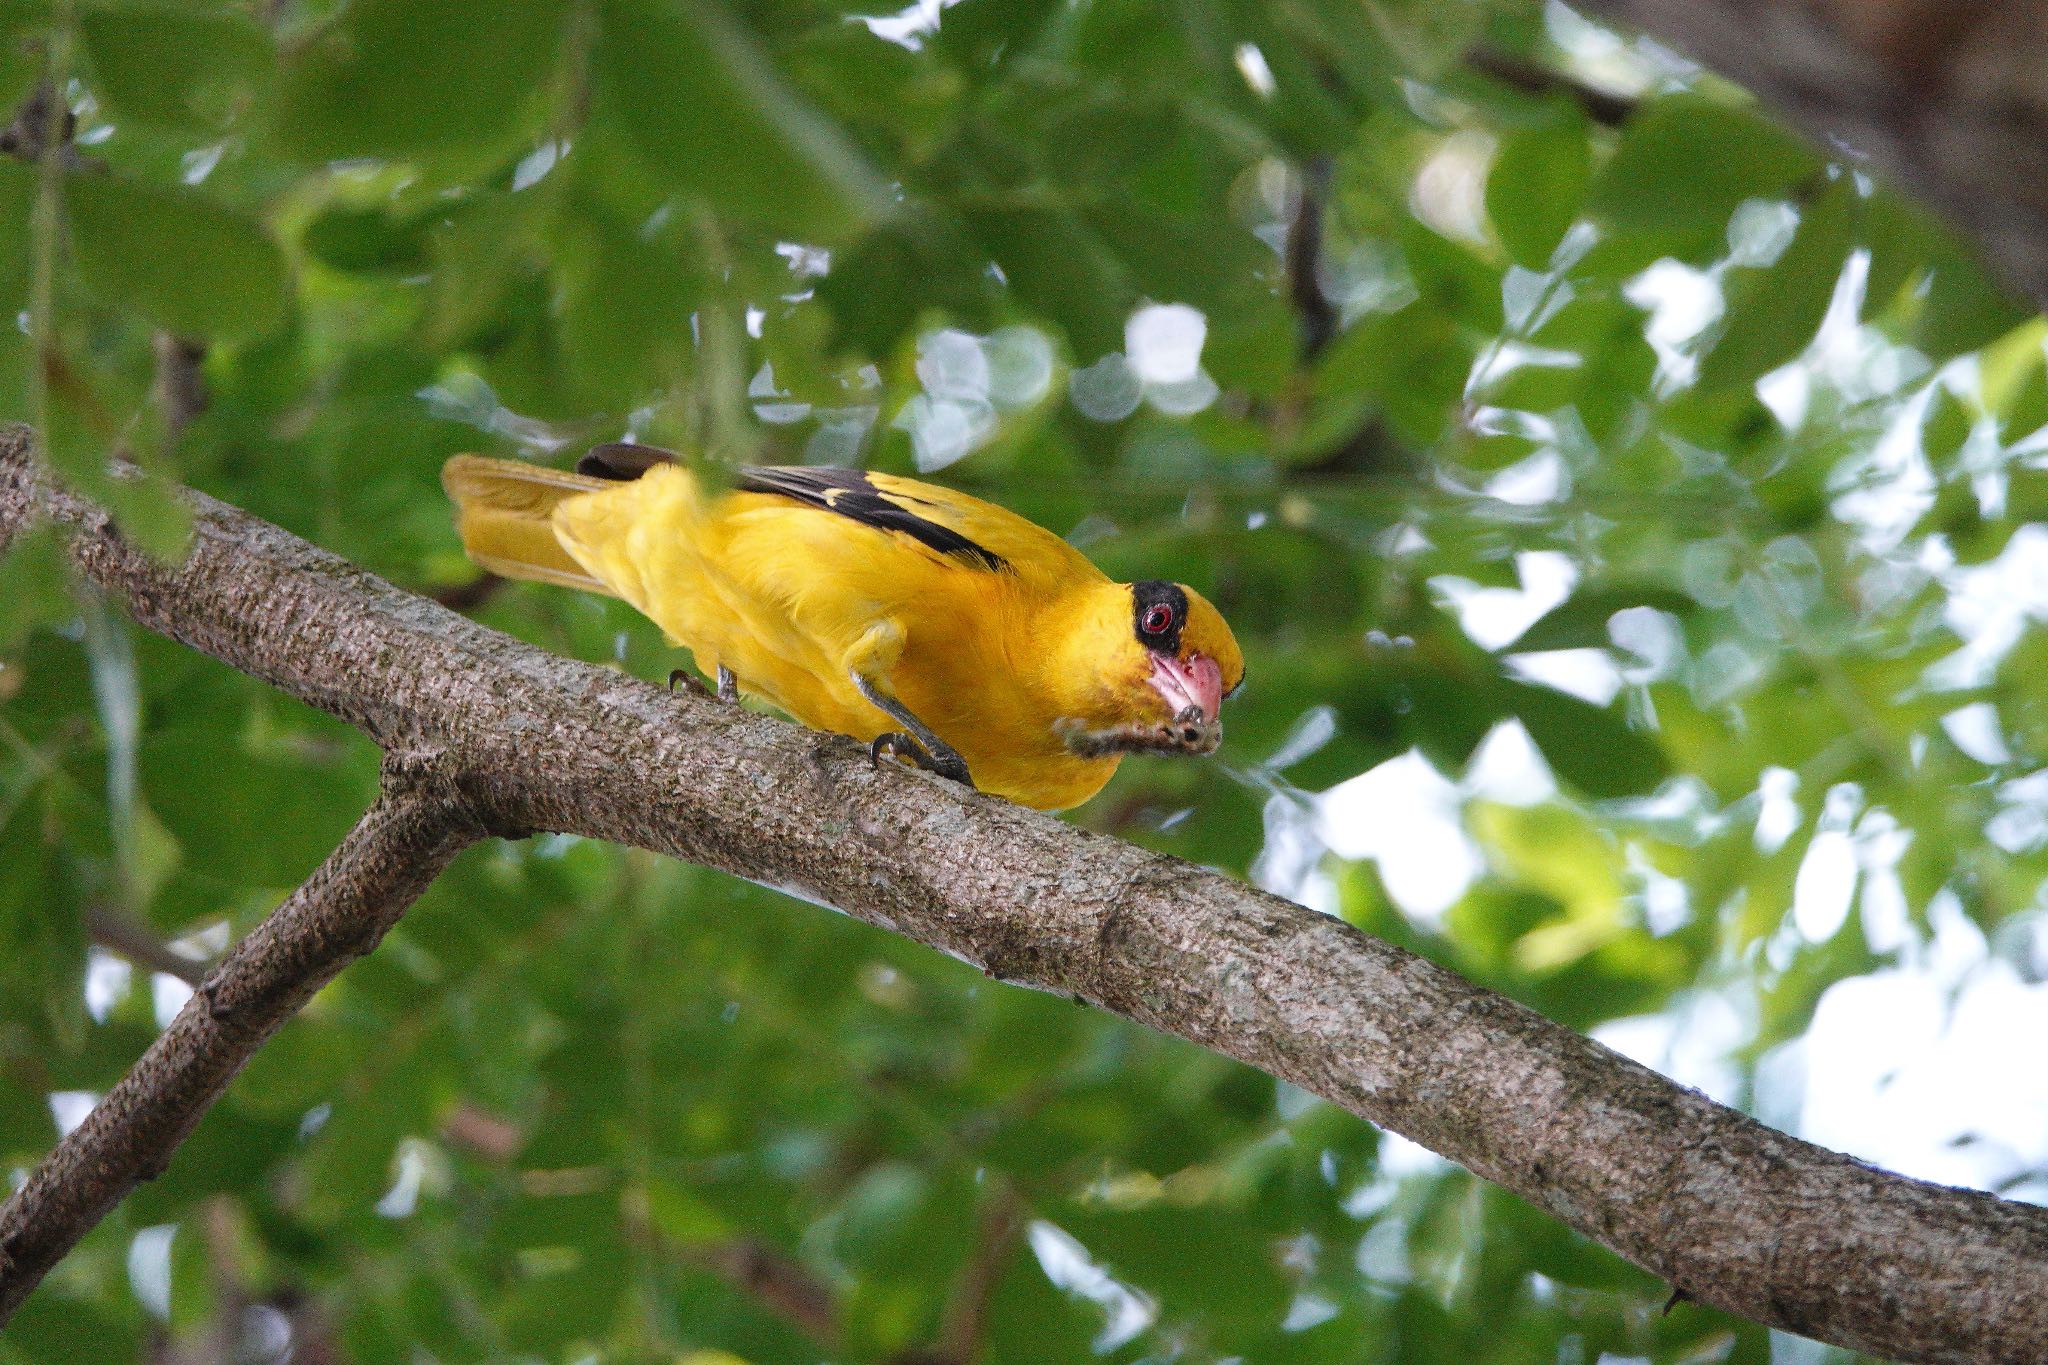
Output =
[{"x1": 1049, "y1": 579, "x2": 1245, "y2": 759}]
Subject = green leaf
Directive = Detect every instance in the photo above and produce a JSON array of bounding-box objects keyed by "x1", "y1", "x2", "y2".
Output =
[
  {"x1": 1506, "y1": 680, "x2": 1668, "y2": 800},
  {"x1": 965, "y1": 202, "x2": 1135, "y2": 358},
  {"x1": 1979, "y1": 318, "x2": 2048, "y2": 443},
  {"x1": 1510, "y1": 587, "x2": 1694, "y2": 654},
  {"x1": 0, "y1": 521, "x2": 74, "y2": 653},
  {"x1": 272, "y1": 0, "x2": 568, "y2": 159},
  {"x1": 1402, "y1": 661, "x2": 1508, "y2": 771},
  {"x1": 1314, "y1": 302, "x2": 1471, "y2": 448},
  {"x1": 0, "y1": 1293, "x2": 143, "y2": 1365},
  {"x1": 1487, "y1": 120, "x2": 1591, "y2": 269},
  {"x1": 552, "y1": 198, "x2": 705, "y2": 405},
  {"x1": 0, "y1": 155, "x2": 34, "y2": 303},
  {"x1": 931, "y1": 0, "x2": 1063, "y2": 71},
  {"x1": 101, "y1": 470, "x2": 194, "y2": 564},
  {"x1": 592, "y1": 0, "x2": 891, "y2": 239},
  {"x1": 78, "y1": 8, "x2": 270, "y2": 130},
  {"x1": 66, "y1": 169, "x2": 288, "y2": 340},
  {"x1": 814, "y1": 214, "x2": 999, "y2": 357},
  {"x1": 0, "y1": 8, "x2": 39, "y2": 118},
  {"x1": 421, "y1": 193, "x2": 533, "y2": 350},
  {"x1": 1921, "y1": 252, "x2": 2034, "y2": 360},
  {"x1": 1588, "y1": 95, "x2": 1817, "y2": 238},
  {"x1": 1863, "y1": 190, "x2": 2030, "y2": 358},
  {"x1": 0, "y1": 796, "x2": 87, "y2": 1049},
  {"x1": 1919, "y1": 383, "x2": 1975, "y2": 470},
  {"x1": 1696, "y1": 176, "x2": 1855, "y2": 394},
  {"x1": 1350, "y1": 0, "x2": 1482, "y2": 76},
  {"x1": 301, "y1": 204, "x2": 434, "y2": 275}
]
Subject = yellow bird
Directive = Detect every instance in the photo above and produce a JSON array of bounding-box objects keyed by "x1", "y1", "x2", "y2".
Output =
[{"x1": 441, "y1": 444, "x2": 1244, "y2": 810}]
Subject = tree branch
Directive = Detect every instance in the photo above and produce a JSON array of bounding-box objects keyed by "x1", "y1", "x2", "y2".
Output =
[
  {"x1": 1463, "y1": 44, "x2": 1640, "y2": 126},
  {"x1": 151, "y1": 334, "x2": 207, "y2": 444},
  {"x1": 83, "y1": 902, "x2": 211, "y2": 987},
  {"x1": 2, "y1": 425, "x2": 2046, "y2": 1362},
  {"x1": 684, "y1": 1238, "x2": 841, "y2": 1347},
  {"x1": 924, "y1": 1184, "x2": 1023, "y2": 1365},
  {"x1": 1285, "y1": 156, "x2": 1338, "y2": 362},
  {"x1": 0, "y1": 747, "x2": 478, "y2": 1321},
  {"x1": 1564, "y1": 0, "x2": 2048, "y2": 312}
]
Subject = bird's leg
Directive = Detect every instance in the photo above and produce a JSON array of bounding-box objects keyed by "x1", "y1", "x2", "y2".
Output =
[
  {"x1": 851, "y1": 671, "x2": 973, "y2": 787},
  {"x1": 670, "y1": 665, "x2": 741, "y2": 703}
]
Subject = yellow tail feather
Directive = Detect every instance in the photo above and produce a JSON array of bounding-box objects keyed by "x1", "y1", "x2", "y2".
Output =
[{"x1": 440, "y1": 454, "x2": 613, "y2": 594}]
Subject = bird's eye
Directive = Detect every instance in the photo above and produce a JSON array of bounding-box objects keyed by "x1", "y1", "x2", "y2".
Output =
[{"x1": 1141, "y1": 604, "x2": 1173, "y2": 635}]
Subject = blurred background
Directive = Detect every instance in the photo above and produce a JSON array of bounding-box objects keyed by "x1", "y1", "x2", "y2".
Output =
[{"x1": 3, "y1": 0, "x2": 2046, "y2": 1361}]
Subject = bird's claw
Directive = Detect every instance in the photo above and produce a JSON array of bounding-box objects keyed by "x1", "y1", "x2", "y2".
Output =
[{"x1": 870, "y1": 732, "x2": 973, "y2": 787}]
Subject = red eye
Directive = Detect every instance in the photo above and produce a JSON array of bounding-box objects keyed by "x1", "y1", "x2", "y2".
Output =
[{"x1": 1141, "y1": 604, "x2": 1173, "y2": 635}]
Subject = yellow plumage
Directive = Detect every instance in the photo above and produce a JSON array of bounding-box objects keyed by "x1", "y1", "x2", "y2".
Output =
[{"x1": 442, "y1": 448, "x2": 1243, "y2": 810}]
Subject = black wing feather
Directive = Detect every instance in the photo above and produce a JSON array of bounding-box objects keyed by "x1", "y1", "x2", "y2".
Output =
[
  {"x1": 737, "y1": 466, "x2": 1010, "y2": 572},
  {"x1": 572, "y1": 446, "x2": 1007, "y2": 572},
  {"x1": 578, "y1": 442, "x2": 679, "y2": 481}
]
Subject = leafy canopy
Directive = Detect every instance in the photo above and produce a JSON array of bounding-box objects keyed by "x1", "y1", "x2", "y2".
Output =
[{"x1": 2, "y1": 1, "x2": 2044, "y2": 1362}]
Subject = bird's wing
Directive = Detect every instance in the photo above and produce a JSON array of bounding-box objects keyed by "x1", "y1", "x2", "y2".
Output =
[
  {"x1": 575, "y1": 447, "x2": 1099, "y2": 587},
  {"x1": 738, "y1": 465, "x2": 1107, "y2": 591},
  {"x1": 735, "y1": 466, "x2": 1013, "y2": 573}
]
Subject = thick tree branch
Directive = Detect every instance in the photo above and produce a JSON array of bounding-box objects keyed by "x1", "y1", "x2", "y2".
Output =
[
  {"x1": 2, "y1": 426, "x2": 2047, "y2": 1362},
  {"x1": 1566, "y1": 0, "x2": 2048, "y2": 312},
  {"x1": 0, "y1": 746, "x2": 478, "y2": 1322}
]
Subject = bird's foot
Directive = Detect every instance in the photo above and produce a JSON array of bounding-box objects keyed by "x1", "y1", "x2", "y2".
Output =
[
  {"x1": 669, "y1": 666, "x2": 741, "y2": 703},
  {"x1": 869, "y1": 732, "x2": 973, "y2": 787}
]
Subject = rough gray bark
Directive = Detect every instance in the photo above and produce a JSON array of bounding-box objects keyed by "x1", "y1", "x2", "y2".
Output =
[
  {"x1": 1, "y1": 425, "x2": 2046, "y2": 1362},
  {"x1": 1569, "y1": 0, "x2": 2048, "y2": 312}
]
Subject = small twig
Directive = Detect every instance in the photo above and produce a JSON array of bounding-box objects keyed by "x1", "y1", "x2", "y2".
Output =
[
  {"x1": 83, "y1": 902, "x2": 211, "y2": 987},
  {"x1": 685, "y1": 1238, "x2": 840, "y2": 1346},
  {"x1": 1464, "y1": 44, "x2": 1640, "y2": 127},
  {"x1": 152, "y1": 335, "x2": 208, "y2": 444},
  {"x1": 1286, "y1": 156, "x2": 1339, "y2": 362},
  {"x1": 145, "y1": 1197, "x2": 252, "y2": 1365},
  {"x1": 926, "y1": 1185, "x2": 1024, "y2": 1365}
]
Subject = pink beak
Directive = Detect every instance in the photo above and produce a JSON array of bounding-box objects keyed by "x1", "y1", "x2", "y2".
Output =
[{"x1": 1148, "y1": 653, "x2": 1224, "y2": 723}]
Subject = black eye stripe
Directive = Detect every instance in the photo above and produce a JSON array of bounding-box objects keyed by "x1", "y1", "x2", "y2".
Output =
[{"x1": 1130, "y1": 580, "x2": 1187, "y2": 654}]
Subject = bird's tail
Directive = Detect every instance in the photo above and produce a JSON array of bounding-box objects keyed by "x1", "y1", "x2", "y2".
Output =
[{"x1": 440, "y1": 454, "x2": 614, "y2": 593}]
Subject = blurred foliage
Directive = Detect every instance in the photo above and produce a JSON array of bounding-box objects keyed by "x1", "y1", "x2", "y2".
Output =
[{"x1": 2, "y1": 0, "x2": 2046, "y2": 1362}]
